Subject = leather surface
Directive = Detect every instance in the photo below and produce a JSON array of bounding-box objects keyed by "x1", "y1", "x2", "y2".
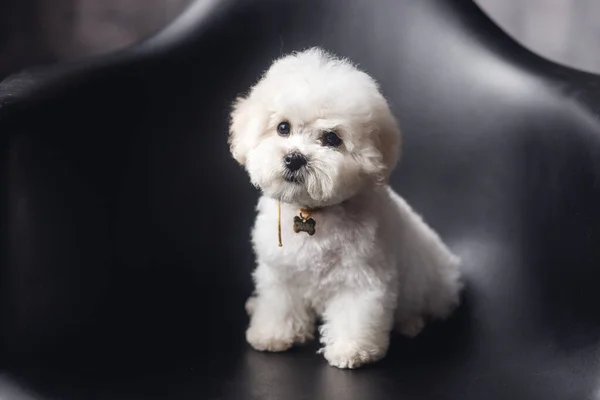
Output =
[{"x1": 2, "y1": 0, "x2": 600, "y2": 399}]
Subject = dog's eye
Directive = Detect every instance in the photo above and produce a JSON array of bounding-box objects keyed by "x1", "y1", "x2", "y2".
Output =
[
  {"x1": 277, "y1": 121, "x2": 291, "y2": 136},
  {"x1": 321, "y1": 131, "x2": 342, "y2": 147}
]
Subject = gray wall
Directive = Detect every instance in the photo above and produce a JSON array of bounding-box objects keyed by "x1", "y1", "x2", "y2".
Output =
[
  {"x1": 477, "y1": 0, "x2": 600, "y2": 73},
  {"x1": 0, "y1": 0, "x2": 192, "y2": 78},
  {"x1": 1, "y1": 0, "x2": 599, "y2": 79}
]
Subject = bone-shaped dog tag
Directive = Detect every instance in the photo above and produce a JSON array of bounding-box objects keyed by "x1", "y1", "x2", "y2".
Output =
[{"x1": 293, "y1": 216, "x2": 316, "y2": 235}]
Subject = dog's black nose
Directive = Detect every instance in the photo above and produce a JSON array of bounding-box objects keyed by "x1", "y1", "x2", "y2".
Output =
[{"x1": 284, "y1": 152, "x2": 307, "y2": 172}]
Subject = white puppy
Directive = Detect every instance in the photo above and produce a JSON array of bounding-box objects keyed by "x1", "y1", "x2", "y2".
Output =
[{"x1": 229, "y1": 48, "x2": 462, "y2": 369}]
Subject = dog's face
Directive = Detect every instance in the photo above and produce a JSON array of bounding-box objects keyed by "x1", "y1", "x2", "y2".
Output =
[{"x1": 229, "y1": 48, "x2": 401, "y2": 208}]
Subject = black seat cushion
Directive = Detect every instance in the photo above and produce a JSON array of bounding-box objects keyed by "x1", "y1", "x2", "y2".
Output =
[{"x1": 1, "y1": 0, "x2": 600, "y2": 399}]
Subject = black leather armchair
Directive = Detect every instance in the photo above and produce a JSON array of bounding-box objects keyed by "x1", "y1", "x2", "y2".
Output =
[{"x1": 2, "y1": 0, "x2": 600, "y2": 399}]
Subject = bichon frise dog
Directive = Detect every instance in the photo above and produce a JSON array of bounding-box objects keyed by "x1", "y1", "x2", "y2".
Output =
[{"x1": 229, "y1": 47, "x2": 462, "y2": 369}]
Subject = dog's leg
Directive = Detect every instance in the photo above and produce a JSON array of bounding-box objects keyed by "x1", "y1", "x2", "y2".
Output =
[
  {"x1": 246, "y1": 270, "x2": 315, "y2": 352},
  {"x1": 318, "y1": 290, "x2": 394, "y2": 369}
]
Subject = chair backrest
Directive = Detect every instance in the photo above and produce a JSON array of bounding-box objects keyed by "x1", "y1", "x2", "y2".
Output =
[{"x1": 1, "y1": 0, "x2": 600, "y2": 363}]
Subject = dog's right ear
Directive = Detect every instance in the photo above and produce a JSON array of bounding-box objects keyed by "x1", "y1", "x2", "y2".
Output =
[{"x1": 228, "y1": 95, "x2": 264, "y2": 165}]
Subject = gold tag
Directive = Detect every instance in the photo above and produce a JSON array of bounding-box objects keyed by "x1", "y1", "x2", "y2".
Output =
[{"x1": 293, "y1": 210, "x2": 316, "y2": 235}]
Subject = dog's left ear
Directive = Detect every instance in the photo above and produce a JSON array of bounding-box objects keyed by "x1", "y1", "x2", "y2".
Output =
[
  {"x1": 375, "y1": 105, "x2": 402, "y2": 182},
  {"x1": 228, "y1": 95, "x2": 266, "y2": 165}
]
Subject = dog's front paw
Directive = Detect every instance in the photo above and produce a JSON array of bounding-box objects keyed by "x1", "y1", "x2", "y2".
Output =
[
  {"x1": 246, "y1": 327, "x2": 294, "y2": 352},
  {"x1": 319, "y1": 340, "x2": 387, "y2": 369},
  {"x1": 246, "y1": 325, "x2": 313, "y2": 353}
]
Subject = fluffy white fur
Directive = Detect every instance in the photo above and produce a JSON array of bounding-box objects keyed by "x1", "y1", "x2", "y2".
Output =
[{"x1": 229, "y1": 48, "x2": 462, "y2": 369}]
